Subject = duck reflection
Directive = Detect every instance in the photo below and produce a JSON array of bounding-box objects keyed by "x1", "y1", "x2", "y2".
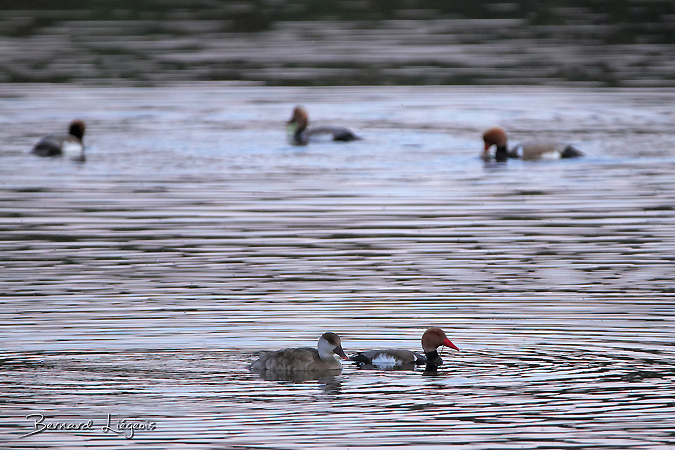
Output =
[
  {"x1": 422, "y1": 366, "x2": 443, "y2": 376},
  {"x1": 252, "y1": 367, "x2": 340, "y2": 382},
  {"x1": 251, "y1": 368, "x2": 342, "y2": 394}
]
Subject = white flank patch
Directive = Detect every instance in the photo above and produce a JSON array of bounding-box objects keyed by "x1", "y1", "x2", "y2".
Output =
[
  {"x1": 308, "y1": 133, "x2": 334, "y2": 142},
  {"x1": 540, "y1": 151, "x2": 561, "y2": 160},
  {"x1": 62, "y1": 141, "x2": 83, "y2": 156},
  {"x1": 371, "y1": 354, "x2": 400, "y2": 368}
]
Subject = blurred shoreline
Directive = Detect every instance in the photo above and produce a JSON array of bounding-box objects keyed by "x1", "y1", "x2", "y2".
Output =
[{"x1": 1, "y1": 1, "x2": 674, "y2": 87}]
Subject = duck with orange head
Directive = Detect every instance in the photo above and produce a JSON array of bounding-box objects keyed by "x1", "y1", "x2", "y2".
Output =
[
  {"x1": 351, "y1": 327, "x2": 459, "y2": 372},
  {"x1": 482, "y1": 126, "x2": 583, "y2": 162},
  {"x1": 287, "y1": 106, "x2": 360, "y2": 146}
]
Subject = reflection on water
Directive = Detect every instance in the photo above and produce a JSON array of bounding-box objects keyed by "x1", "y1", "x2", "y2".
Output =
[
  {"x1": 253, "y1": 368, "x2": 341, "y2": 384},
  {"x1": 1, "y1": 85, "x2": 675, "y2": 448},
  {"x1": 3, "y1": 347, "x2": 674, "y2": 447}
]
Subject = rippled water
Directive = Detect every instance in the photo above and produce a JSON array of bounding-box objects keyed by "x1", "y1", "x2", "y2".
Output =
[{"x1": 1, "y1": 84, "x2": 675, "y2": 448}]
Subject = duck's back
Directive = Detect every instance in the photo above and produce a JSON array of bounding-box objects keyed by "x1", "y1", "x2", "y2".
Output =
[
  {"x1": 32, "y1": 134, "x2": 82, "y2": 157},
  {"x1": 32, "y1": 135, "x2": 66, "y2": 156},
  {"x1": 352, "y1": 349, "x2": 425, "y2": 368},
  {"x1": 306, "y1": 126, "x2": 360, "y2": 142},
  {"x1": 516, "y1": 142, "x2": 583, "y2": 161},
  {"x1": 251, "y1": 347, "x2": 340, "y2": 372}
]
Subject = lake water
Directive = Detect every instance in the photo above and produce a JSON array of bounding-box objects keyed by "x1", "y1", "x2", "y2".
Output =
[{"x1": 1, "y1": 84, "x2": 675, "y2": 448}]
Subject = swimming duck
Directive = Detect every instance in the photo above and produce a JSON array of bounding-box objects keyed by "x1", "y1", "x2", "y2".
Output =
[
  {"x1": 351, "y1": 327, "x2": 459, "y2": 370},
  {"x1": 286, "y1": 106, "x2": 360, "y2": 145},
  {"x1": 32, "y1": 120, "x2": 86, "y2": 160},
  {"x1": 482, "y1": 126, "x2": 583, "y2": 162},
  {"x1": 250, "y1": 332, "x2": 348, "y2": 372}
]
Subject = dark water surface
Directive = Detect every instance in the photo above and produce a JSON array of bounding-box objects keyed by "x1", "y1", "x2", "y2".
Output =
[{"x1": 1, "y1": 84, "x2": 675, "y2": 448}]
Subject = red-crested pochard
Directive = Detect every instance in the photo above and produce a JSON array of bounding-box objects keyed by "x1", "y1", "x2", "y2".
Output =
[
  {"x1": 482, "y1": 126, "x2": 583, "y2": 162},
  {"x1": 351, "y1": 327, "x2": 459, "y2": 370},
  {"x1": 32, "y1": 120, "x2": 86, "y2": 160},
  {"x1": 250, "y1": 332, "x2": 348, "y2": 372},
  {"x1": 287, "y1": 106, "x2": 360, "y2": 146}
]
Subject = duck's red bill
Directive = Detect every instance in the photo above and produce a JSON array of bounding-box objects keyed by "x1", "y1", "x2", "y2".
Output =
[{"x1": 443, "y1": 338, "x2": 460, "y2": 351}]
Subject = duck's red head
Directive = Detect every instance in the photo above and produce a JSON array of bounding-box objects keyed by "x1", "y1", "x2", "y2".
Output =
[
  {"x1": 421, "y1": 327, "x2": 459, "y2": 353},
  {"x1": 68, "y1": 120, "x2": 86, "y2": 141},
  {"x1": 287, "y1": 106, "x2": 309, "y2": 132},
  {"x1": 482, "y1": 126, "x2": 507, "y2": 155}
]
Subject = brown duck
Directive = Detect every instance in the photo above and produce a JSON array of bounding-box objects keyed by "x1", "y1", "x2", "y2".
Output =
[
  {"x1": 482, "y1": 126, "x2": 583, "y2": 162},
  {"x1": 286, "y1": 106, "x2": 360, "y2": 145}
]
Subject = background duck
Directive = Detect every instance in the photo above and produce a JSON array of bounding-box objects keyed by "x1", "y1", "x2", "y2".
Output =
[
  {"x1": 286, "y1": 106, "x2": 360, "y2": 145},
  {"x1": 32, "y1": 120, "x2": 86, "y2": 160},
  {"x1": 350, "y1": 327, "x2": 459, "y2": 370},
  {"x1": 482, "y1": 126, "x2": 583, "y2": 162},
  {"x1": 250, "y1": 332, "x2": 348, "y2": 372}
]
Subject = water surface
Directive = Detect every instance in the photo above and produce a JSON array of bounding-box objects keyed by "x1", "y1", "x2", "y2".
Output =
[{"x1": 1, "y1": 85, "x2": 675, "y2": 448}]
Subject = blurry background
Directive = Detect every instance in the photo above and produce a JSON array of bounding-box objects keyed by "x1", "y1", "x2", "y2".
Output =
[{"x1": 1, "y1": 0, "x2": 674, "y2": 86}]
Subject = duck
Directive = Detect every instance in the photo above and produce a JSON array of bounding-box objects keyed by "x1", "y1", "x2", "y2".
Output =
[
  {"x1": 250, "y1": 332, "x2": 348, "y2": 373},
  {"x1": 482, "y1": 126, "x2": 583, "y2": 162},
  {"x1": 32, "y1": 120, "x2": 86, "y2": 160},
  {"x1": 350, "y1": 327, "x2": 459, "y2": 371},
  {"x1": 286, "y1": 106, "x2": 360, "y2": 146}
]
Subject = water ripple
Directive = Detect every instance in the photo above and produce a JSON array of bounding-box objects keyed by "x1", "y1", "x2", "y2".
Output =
[{"x1": 1, "y1": 85, "x2": 674, "y2": 448}]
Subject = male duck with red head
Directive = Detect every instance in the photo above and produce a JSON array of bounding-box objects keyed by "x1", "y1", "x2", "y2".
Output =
[
  {"x1": 351, "y1": 327, "x2": 459, "y2": 371},
  {"x1": 32, "y1": 119, "x2": 86, "y2": 161},
  {"x1": 482, "y1": 126, "x2": 583, "y2": 162},
  {"x1": 287, "y1": 106, "x2": 360, "y2": 146}
]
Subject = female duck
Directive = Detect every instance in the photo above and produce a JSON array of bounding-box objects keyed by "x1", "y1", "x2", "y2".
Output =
[
  {"x1": 351, "y1": 327, "x2": 459, "y2": 370},
  {"x1": 287, "y1": 106, "x2": 360, "y2": 146},
  {"x1": 32, "y1": 120, "x2": 86, "y2": 160},
  {"x1": 482, "y1": 126, "x2": 583, "y2": 162},
  {"x1": 250, "y1": 332, "x2": 348, "y2": 372}
]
